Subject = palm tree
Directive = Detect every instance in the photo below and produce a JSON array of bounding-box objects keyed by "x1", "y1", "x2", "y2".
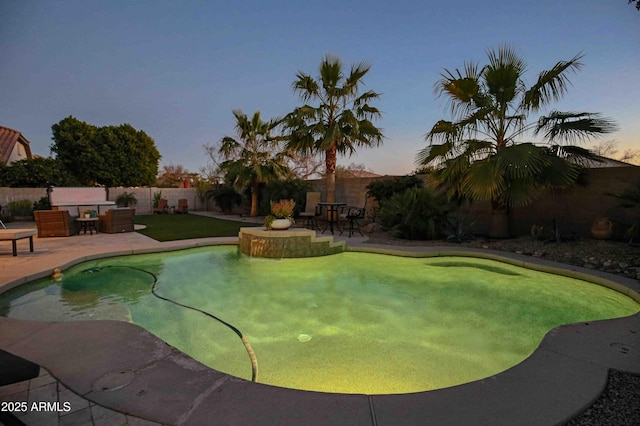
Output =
[
  {"x1": 285, "y1": 55, "x2": 384, "y2": 202},
  {"x1": 418, "y1": 46, "x2": 616, "y2": 237},
  {"x1": 219, "y1": 110, "x2": 292, "y2": 217}
]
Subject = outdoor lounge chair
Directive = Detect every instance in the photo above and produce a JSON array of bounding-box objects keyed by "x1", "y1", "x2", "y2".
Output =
[
  {"x1": 299, "y1": 192, "x2": 321, "y2": 229},
  {"x1": 153, "y1": 199, "x2": 168, "y2": 214},
  {"x1": 174, "y1": 199, "x2": 189, "y2": 214},
  {"x1": 99, "y1": 208, "x2": 135, "y2": 233},
  {"x1": 34, "y1": 210, "x2": 79, "y2": 237}
]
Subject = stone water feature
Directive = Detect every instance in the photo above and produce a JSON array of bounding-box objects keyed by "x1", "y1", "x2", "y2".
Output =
[{"x1": 238, "y1": 227, "x2": 345, "y2": 258}]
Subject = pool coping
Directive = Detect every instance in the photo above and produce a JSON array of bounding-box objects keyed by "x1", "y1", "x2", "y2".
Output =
[{"x1": 1, "y1": 236, "x2": 639, "y2": 425}]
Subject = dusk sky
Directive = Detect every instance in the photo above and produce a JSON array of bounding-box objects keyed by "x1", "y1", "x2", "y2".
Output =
[{"x1": 1, "y1": 1, "x2": 638, "y2": 177}]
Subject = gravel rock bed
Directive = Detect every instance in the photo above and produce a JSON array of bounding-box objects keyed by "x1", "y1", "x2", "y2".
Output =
[
  {"x1": 364, "y1": 232, "x2": 640, "y2": 281},
  {"x1": 567, "y1": 370, "x2": 640, "y2": 426}
]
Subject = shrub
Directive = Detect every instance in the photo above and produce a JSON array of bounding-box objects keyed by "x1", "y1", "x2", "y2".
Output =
[
  {"x1": 379, "y1": 187, "x2": 451, "y2": 240},
  {"x1": 366, "y1": 175, "x2": 423, "y2": 206},
  {"x1": 116, "y1": 191, "x2": 137, "y2": 207},
  {"x1": 152, "y1": 191, "x2": 163, "y2": 208},
  {"x1": 259, "y1": 179, "x2": 312, "y2": 216},
  {"x1": 208, "y1": 185, "x2": 242, "y2": 213},
  {"x1": 33, "y1": 196, "x2": 51, "y2": 211},
  {"x1": 8, "y1": 199, "x2": 34, "y2": 217},
  {"x1": 610, "y1": 178, "x2": 640, "y2": 243}
]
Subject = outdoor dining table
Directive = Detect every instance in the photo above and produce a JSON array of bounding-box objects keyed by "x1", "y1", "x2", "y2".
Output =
[{"x1": 317, "y1": 201, "x2": 346, "y2": 235}]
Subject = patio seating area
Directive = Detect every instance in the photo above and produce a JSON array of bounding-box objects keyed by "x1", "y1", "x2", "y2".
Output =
[{"x1": 34, "y1": 208, "x2": 137, "y2": 238}]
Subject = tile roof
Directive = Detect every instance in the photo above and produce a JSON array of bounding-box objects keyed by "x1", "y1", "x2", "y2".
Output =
[
  {"x1": 0, "y1": 126, "x2": 33, "y2": 164},
  {"x1": 347, "y1": 170, "x2": 382, "y2": 178}
]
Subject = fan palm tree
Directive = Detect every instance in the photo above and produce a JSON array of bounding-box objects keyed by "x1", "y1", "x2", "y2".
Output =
[
  {"x1": 418, "y1": 46, "x2": 616, "y2": 237},
  {"x1": 285, "y1": 55, "x2": 383, "y2": 202},
  {"x1": 219, "y1": 110, "x2": 292, "y2": 217}
]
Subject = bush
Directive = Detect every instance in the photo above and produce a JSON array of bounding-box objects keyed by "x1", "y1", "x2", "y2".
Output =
[
  {"x1": 208, "y1": 185, "x2": 242, "y2": 213},
  {"x1": 366, "y1": 175, "x2": 423, "y2": 206},
  {"x1": 610, "y1": 178, "x2": 640, "y2": 243},
  {"x1": 379, "y1": 187, "x2": 451, "y2": 240},
  {"x1": 33, "y1": 196, "x2": 51, "y2": 211},
  {"x1": 8, "y1": 199, "x2": 34, "y2": 217},
  {"x1": 259, "y1": 179, "x2": 312, "y2": 216},
  {"x1": 152, "y1": 191, "x2": 163, "y2": 208},
  {"x1": 116, "y1": 191, "x2": 137, "y2": 207}
]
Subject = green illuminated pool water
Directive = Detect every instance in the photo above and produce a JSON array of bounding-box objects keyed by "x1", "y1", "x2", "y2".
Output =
[{"x1": 0, "y1": 246, "x2": 638, "y2": 394}]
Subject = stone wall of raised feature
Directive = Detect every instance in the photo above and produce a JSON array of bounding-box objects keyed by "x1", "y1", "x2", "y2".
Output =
[{"x1": 238, "y1": 228, "x2": 345, "y2": 258}]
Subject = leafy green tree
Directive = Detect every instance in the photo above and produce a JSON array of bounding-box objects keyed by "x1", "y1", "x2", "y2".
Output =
[
  {"x1": 156, "y1": 163, "x2": 191, "y2": 187},
  {"x1": 285, "y1": 55, "x2": 383, "y2": 202},
  {"x1": 418, "y1": 46, "x2": 616, "y2": 237},
  {"x1": 219, "y1": 110, "x2": 292, "y2": 217},
  {"x1": 51, "y1": 116, "x2": 160, "y2": 186},
  {"x1": 0, "y1": 157, "x2": 78, "y2": 187}
]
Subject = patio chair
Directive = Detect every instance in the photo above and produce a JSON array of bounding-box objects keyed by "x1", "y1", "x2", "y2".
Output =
[
  {"x1": 339, "y1": 193, "x2": 368, "y2": 237},
  {"x1": 154, "y1": 199, "x2": 168, "y2": 214},
  {"x1": 174, "y1": 199, "x2": 189, "y2": 214},
  {"x1": 299, "y1": 192, "x2": 322, "y2": 229},
  {"x1": 34, "y1": 210, "x2": 79, "y2": 237},
  {"x1": 99, "y1": 208, "x2": 135, "y2": 233}
]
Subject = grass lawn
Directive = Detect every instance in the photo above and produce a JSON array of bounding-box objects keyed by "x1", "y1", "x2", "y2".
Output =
[{"x1": 134, "y1": 214, "x2": 259, "y2": 241}]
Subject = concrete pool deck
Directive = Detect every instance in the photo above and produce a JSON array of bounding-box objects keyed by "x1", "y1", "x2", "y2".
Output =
[{"x1": 0, "y1": 217, "x2": 639, "y2": 425}]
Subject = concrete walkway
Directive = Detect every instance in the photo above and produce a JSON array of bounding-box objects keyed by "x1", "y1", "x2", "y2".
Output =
[{"x1": 0, "y1": 217, "x2": 638, "y2": 425}]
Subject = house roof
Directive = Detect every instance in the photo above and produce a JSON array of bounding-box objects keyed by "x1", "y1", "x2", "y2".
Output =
[
  {"x1": 0, "y1": 126, "x2": 33, "y2": 164},
  {"x1": 347, "y1": 170, "x2": 382, "y2": 178},
  {"x1": 582, "y1": 154, "x2": 637, "y2": 168}
]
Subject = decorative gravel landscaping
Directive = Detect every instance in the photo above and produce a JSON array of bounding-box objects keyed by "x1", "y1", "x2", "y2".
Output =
[{"x1": 365, "y1": 232, "x2": 640, "y2": 281}]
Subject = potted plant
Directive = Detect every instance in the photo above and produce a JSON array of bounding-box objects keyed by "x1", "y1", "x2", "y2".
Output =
[
  {"x1": 591, "y1": 217, "x2": 613, "y2": 240},
  {"x1": 83, "y1": 209, "x2": 92, "y2": 219},
  {"x1": 265, "y1": 199, "x2": 296, "y2": 230}
]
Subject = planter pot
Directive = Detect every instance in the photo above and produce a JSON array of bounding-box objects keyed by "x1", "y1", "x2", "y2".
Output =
[
  {"x1": 270, "y1": 218, "x2": 292, "y2": 230},
  {"x1": 591, "y1": 217, "x2": 613, "y2": 240},
  {"x1": 84, "y1": 214, "x2": 91, "y2": 219}
]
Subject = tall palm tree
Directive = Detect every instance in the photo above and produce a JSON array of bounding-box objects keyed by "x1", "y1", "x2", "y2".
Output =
[
  {"x1": 285, "y1": 55, "x2": 384, "y2": 202},
  {"x1": 219, "y1": 110, "x2": 292, "y2": 217},
  {"x1": 418, "y1": 46, "x2": 616, "y2": 237}
]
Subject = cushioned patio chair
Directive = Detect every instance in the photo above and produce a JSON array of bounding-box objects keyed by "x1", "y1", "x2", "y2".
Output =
[
  {"x1": 99, "y1": 208, "x2": 135, "y2": 233},
  {"x1": 153, "y1": 199, "x2": 168, "y2": 214},
  {"x1": 34, "y1": 210, "x2": 79, "y2": 237},
  {"x1": 174, "y1": 199, "x2": 189, "y2": 214},
  {"x1": 299, "y1": 192, "x2": 322, "y2": 229}
]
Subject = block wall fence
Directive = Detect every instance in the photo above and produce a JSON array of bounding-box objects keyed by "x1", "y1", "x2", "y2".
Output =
[
  {"x1": 0, "y1": 187, "x2": 208, "y2": 216},
  {"x1": 310, "y1": 166, "x2": 640, "y2": 239},
  {"x1": 1, "y1": 166, "x2": 638, "y2": 238}
]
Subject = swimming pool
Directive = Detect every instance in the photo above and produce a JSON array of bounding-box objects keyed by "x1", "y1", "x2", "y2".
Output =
[{"x1": 1, "y1": 246, "x2": 637, "y2": 394}]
